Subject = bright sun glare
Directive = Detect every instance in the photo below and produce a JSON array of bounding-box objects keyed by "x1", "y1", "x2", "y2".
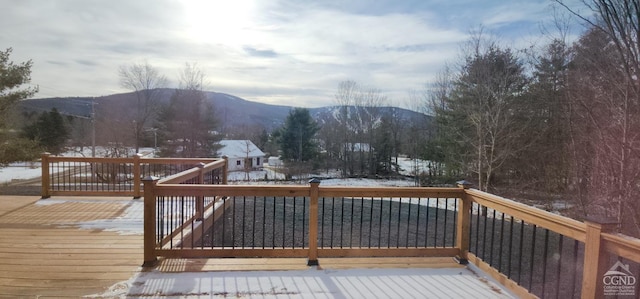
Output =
[{"x1": 183, "y1": 0, "x2": 257, "y2": 46}]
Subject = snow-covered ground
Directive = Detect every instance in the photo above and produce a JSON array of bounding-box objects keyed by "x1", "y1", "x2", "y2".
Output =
[
  {"x1": 0, "y1": 162, "x2": 42, "y2": 184},
  {"x1": 0, "y1": 147, "x2": 157, "y2": 184}
]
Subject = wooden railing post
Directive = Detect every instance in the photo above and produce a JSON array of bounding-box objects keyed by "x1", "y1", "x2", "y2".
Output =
[
  {"x1": 196, "y1": 162, "x2": 205, "y2": 221},
  {"x1": 143, "y1": 176, "x2": 159, "y2": 267},
  {"x1": 456, "y1": 180, "x2": 473, "y2": 264},
  {"x1": 222, "y1": 156, "x2": 228, "y2": 185},
  {"x1": 308, "y1": 178, "x2": 320, "y2": 266},
  {"x1": 581, "y1": 217, "x2": 619, "y2": 299},
  {"x1": 41, "y1": 152, "x2": 51, "y2": 199},
  {"x1": 133, "y1": 153, "x2": 142, "y2": 199}
]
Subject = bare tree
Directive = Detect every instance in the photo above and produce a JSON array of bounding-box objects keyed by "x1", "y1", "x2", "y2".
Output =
[
  {"x1": 159, "y1": 63, "x2": 220, "y2": 157},
  {"x1": 555, "y1": 0, "x2": 640, "y2": 236},
  {"x1": 118, "y1": 62, "x2": 168, "y2": 153},
  {"x1": 331, "y1": 81, "x2": 388, "y2": 176}
]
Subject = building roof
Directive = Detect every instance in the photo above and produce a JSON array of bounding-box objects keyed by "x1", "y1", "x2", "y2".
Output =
[{"x1": 217, "y1": 140, "x2": 265, "y2": 159}]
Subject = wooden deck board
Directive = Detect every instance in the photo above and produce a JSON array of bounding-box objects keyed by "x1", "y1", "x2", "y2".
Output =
[{"x1": 0, "y1": 196, "x2": 40, "y2": 216}]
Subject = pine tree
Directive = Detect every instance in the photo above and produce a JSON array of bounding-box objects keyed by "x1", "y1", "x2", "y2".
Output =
[
  {"x1": 278, "y1": 108, "x2": 319, "y2": 162},
  {"x1": 22, "y1": 108, "x2": 69, "y2": 154}
]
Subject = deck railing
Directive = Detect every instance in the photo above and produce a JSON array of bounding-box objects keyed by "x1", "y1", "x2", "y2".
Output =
[
  {"x1": 143, "y1": 171, "x2": 640, "y2": 299},
  {"x1": 49, "y1": 156, "x2": 637, "y2": 298},
  {"x1": 40, "y1": 153, "x2": 227, "y2": 198}
]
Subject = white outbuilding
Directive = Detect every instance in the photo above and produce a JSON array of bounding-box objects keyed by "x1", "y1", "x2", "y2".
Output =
[{"x1": 217, "y1": 140, "x2": 266, "y2": 172}]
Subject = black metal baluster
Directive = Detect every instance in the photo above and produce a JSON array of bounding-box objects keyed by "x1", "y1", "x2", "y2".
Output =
[
  {"x1": 388, "y1": 198, "x2": 393, "y2": 248},
  {"x1": 329, "y1": 197, "x2": 336, "y2": 248},
  {"x1": 415, "y1": 198, "x2": 421, "y2": 248},
  {"x1": 282, "y1": 197, "x2": 286, "y2": 249},
  {"x1": 406, "y1": 198, "x2": 412, "y2": 248},
  {"x1": 443, "y1": 198, "x2": 448, "y2": 247},
  {"x1": 541, "y1": 229, "x2": 550, "y2": 298},
  {"x1": 262, "y1": 196, "x2": 266, "y2": 249},
  {"x1": 451, "y1": 198, "x2": 457, "y2": 247},
  {"x1": 350, "y1": 196, "x2": 355, "y2": 248},
  {"x1": 340, "y1": 197, "x2": 345, "y2": 248},
  {"x1": 395, "y1": 198, "x2": 401, "y2": 248},
  {"x1": 554, "y1": 235, "x2": 564, "y2": 298},
  {"x1": 272, "y1": 197, "x2": 276, "y2": 249},
  {"x1": 434, "y1": 198, "x2": 439, "y2": 247},
  {"x1": 498, "y1": 212, "x2": 505, "y2": 272},
  {"x1": 231, "y1": 196, "x2": 237, "y2": 249},
  {"x1": 242, "y1": 196, "x2": 246, "y2": 248},
  {"x1": 222, "y1": 196, "x2": 226, "y2": 249},
  {"x1": 293, "y1": 196, "x2": 296, "y2": 249},
  {"x1": 529, "y1": 225, "x2": 538, "y2": 291},
  {"x1": 378, "y1": 198, "x2": 383, "y2": 248},
  {"x1": 252, "y1": 196, "x2": 257, "y2": 248},
  {"x1": 507, "y1": 216, "x2": 514, "y2": 278},
  {"x1": 302, "y1": 196, "x2": 306, "y2": 248},
  {"x1": 475, "y1": 203, "x2": 481, "y2": 253},
  {"x1": 570, "y1": 240, "x2": 579, "y2": 299},
  {"x1": 518, "y1": 220, "x2": 525, "y2": 284},
  {"x1": 425, "y1": 198, "x2": 431, "y2": 247},
  {"x1": 321, "y1": 197, "x2": 326, "y2": 248},
  {"x1": 489, "y1": 209, "x2": 496, "y2": 265},
  {"x1": 369, "y1": 197, "x2": 374, "y2": 248},
  {"x1": 170, "y1": 196, "x2": 174, "y2": 249},
  {"x1": 180, "y1": 196, "x2": 185, "y2": 249},
  {"x1": 482, "y1": 206, "x2": 488, "y2": 260}
]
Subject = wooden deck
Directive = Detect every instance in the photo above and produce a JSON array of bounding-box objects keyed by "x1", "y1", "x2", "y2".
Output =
[
  {"x1": 0, "y1": 196, "x2": 512, "y2": 298},
  {"x1": 0, "y1": 196, "x2": 143, "y2": 297}
]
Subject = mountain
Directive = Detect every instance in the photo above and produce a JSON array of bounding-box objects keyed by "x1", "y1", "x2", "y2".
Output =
[{"x1": 18, "y1": 89, "x2": 428, "y2": 130}]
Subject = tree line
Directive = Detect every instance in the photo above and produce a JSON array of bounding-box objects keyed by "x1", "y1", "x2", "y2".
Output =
[{"x1": 425, "y1": 0, "x2": 640, "y2": 236}]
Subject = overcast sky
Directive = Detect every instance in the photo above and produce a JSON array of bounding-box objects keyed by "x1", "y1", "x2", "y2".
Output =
[{"x1": 1, "y1": 0, "x2": 587, "y2": 108}]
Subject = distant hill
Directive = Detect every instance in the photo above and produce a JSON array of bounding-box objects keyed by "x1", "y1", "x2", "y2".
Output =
[{"x1": 18, "y1": 89, "x2": 428, "y2": 130}]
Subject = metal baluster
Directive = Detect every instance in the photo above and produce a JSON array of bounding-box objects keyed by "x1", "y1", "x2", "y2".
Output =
[
  {"x1": 529, "y1": 225, "x2": 538, "y2": 290},
  {"x1": 415, "y1": 198, "x2": 421, "y2": 248}
]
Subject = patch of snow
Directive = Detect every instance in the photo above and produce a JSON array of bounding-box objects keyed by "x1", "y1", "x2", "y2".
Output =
[
  {"x1": 35, "y1": 199, "x2": 69, "y2": 206},
  {"x1": 37, "y1": 199, "x2": 143, "y2": 235},
  {"x1": 73, "y1": 200, "x2": 143, "y2": 235},
  {"x1": 397, "y1": 157, "x2": 432, "y2": 176}
]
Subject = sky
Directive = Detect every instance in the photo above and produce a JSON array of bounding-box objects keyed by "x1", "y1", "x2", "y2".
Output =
[{"x1": 1, "y1": 0, "x2": 587, "y2": 108}]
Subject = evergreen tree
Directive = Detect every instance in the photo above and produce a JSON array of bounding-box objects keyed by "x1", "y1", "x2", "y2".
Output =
[
  {"x1": 22, "y1": 108, "x2": 69, "y2": 154},
  {"x1": 435, "y1": 40, "x2": 530, "y2": 191},
  {"x1": 277, "y1": 108, "x2": 319, "y2": 162},
  {"x1": 0, "y1": 48, "x2": 40, "y2": 163}
]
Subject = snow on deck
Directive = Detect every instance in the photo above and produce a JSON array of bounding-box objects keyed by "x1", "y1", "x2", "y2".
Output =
[{"x1": 94, "y1": 266, "x2": 514, "y2": 298}]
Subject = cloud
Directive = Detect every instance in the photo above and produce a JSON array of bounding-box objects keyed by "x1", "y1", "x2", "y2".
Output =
[
  {"x1": 243, "y1": 46, "x2": 279, "y2": 58},
  {"x1": 0, "y1": 0, "x2": 586, "y2": 107}
]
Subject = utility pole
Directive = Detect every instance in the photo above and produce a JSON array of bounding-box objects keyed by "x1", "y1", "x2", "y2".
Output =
[{"x1": 91, "y1": 98, "x2": 96, "y2": 157}]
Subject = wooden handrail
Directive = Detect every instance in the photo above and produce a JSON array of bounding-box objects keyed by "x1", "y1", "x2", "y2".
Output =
[
  {"x1": 317, "y1": 186, "x2": 463, "y2": 198},
  {"x1": 464, "y1": 188, "x2": 587, "y2": 242},
  {"x1": 153, "y1": 184, "x2": 311, "y2": 197},
  {"x1": 158, "y1": 159, "x2": 226, "y2": 185},
  {"x1": 601, "y1": 232, "x2": 640, "y2": 263}
]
